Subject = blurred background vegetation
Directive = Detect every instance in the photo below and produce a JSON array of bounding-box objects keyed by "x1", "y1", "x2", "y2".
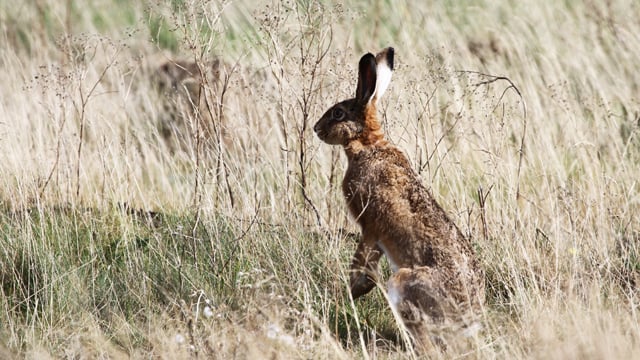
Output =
[{"x1": 0, "y1": 0, "x2": 639, "y2": 358}]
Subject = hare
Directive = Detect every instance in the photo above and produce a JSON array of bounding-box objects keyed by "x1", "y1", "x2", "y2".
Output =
[
  {"x1": 152, "y1": 59, "x2": 229, "y2": 153},
  {"x1": 314, "y1": 47, "x2": 484, "y2": 351}
]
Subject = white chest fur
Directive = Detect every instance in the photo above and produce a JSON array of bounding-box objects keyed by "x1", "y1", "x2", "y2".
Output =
[{"x1": 377, "y1": 241, "x2": 399, "y2": 273}]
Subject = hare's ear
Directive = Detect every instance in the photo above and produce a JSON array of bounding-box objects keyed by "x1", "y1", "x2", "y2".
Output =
[
  {"x1": 374, "y1": 47, "x2": 394, "y2": 101},
  {"x1": 355, "y1": 53, "x2": 377, "y2": 105}
]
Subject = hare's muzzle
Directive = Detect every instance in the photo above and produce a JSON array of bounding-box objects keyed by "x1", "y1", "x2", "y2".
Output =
[{"x1": 313, "y1": 121, "x2": 323, "y2": 137}]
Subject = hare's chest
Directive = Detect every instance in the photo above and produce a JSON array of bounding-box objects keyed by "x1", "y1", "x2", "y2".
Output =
[
  {"x1": 342, "y1": 177, "x2": 367, "y2": 220},
  {"x1": 342, "y1": 165, "x2": 382, "y2": 222}
]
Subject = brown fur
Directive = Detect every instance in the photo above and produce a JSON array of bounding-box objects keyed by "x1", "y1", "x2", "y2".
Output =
[{"x1": 314, "y1": 48, "x2": 484, "y2": 351}]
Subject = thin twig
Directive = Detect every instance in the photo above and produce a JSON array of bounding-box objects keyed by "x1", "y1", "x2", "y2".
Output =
[
  {"x1": 39, "y1": 106, "x2": 66, "y2": 199},
  {"x1": 477, "y1": 185, "x2": 493, "y2": 242},
  {"x1": 456, "y1": 70, "x2": 528, "y2": 202},
  {"x1": 75, "y1": 46, "x2": 121, "y2": 199}
]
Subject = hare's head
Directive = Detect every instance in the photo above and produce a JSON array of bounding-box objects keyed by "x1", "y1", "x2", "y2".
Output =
[{"x1": 314, "y1": 47, "x2": 394, "y2": 146}]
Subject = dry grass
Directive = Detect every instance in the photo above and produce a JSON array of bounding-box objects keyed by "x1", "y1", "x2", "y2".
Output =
[{"x1": 1, "y1": 0, "x2": 639, "y2": 358}]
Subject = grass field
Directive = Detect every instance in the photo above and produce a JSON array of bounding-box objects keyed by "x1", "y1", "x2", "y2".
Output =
[{"x1": 1, "y1": 0, "x2": 639, "y2": 358}]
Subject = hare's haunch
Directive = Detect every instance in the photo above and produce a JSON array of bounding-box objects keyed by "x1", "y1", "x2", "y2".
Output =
[{"x1": 314, "y1": 47, "x2": 484, "y2": 351}]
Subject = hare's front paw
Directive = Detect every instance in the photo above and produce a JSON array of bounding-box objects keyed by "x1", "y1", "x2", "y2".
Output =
[{"x1": 350, "y1": 271, "x2": 376, "y2": 299}]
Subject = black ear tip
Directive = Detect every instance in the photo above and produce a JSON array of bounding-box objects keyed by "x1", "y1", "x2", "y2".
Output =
[
  {"x1": 387, "y1": 47, "x2": 395, "y2": 70},
  {"x1": 360, "y1": 52, "x2": 376, "y2": 65},
  {"x1": 358, "y1": 53, "x2": 378, "y2": 75}
]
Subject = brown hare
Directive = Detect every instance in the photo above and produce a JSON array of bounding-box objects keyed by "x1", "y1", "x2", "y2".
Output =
[
  {"x1": 314, "y1": 47, "x2": 484, "y2": 351},
  {"x1": 152, "y1": 58, "x2": 234, "y2": 154}
]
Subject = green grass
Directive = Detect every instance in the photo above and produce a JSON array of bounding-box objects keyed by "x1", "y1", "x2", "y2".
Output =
[{"x1": 0, "y1": 204, "x2": 393, "y2": 357}]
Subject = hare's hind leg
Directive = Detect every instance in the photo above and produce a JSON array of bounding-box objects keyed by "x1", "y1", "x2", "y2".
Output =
[{"x1": 387, "y1": 268, "x2": 447, "y2": 353}]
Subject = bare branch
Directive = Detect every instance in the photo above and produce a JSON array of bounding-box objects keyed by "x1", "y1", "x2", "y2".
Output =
[{"x1": 456, "y1": 70, "x2": 528, "y2": 203}]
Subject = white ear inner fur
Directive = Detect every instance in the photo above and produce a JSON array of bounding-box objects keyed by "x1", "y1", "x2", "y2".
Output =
[{"x1": 373, "y1": 60, "x2": 393, "y2": 101}]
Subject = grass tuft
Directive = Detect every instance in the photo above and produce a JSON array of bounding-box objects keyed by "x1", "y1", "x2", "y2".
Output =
[{"x1": 1, "y1": 0, "x2": 639, "y2": 358}]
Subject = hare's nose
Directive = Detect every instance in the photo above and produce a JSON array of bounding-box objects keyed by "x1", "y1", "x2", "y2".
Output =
[{"x1": 313, "y1": 122, "x2": 320, "y2": 133}]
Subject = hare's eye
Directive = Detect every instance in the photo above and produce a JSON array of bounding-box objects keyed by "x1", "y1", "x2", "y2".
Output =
[{"x1": 332, "y1": 108, "x2": 345, "y2": 121}]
